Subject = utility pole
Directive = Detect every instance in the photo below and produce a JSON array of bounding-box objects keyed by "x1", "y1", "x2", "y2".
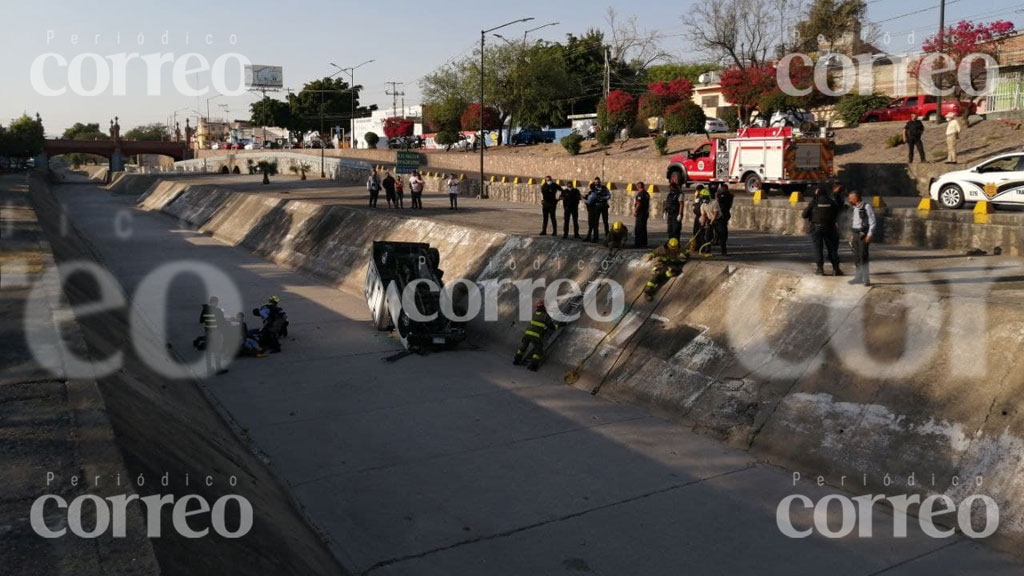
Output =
[
  {"x1": 385, "y1": 81, "x2": 405, "y2": 118},
  {"x1": 935, "y1": 0, "x2": 946, "y2": 124},
  {"x1": 604, "y1": 47, "x2": 611, "y2": 100}
]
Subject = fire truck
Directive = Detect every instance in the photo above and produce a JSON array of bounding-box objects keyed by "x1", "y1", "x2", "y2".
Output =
[{"x1": 665, "y1": 127, "x2": 836, "y2": 194}]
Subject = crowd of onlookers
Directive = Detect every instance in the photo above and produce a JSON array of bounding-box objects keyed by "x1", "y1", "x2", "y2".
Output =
[{"x1": 366, "y1": 169, "x2": 462, "y2": 210}]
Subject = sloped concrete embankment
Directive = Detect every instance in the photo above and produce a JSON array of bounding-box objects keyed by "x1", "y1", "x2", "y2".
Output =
[
  {"x1": 28, "y1": 175, "x2": 347, "y2": 576},
  {"x1": 137, "y1": 175, "x2": 1024, "y2": 555}
]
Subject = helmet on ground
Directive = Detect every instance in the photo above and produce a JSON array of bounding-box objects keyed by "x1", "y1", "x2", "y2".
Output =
[
  {"x1": 269, "y1": 295, "x2": 280, "y2": 304},
  {"x1": 667, "y1": 238, "x2": 679, "y2": 249},
  {"x1": 612, "y1": 221, "x2": 624, "y2": 232}
]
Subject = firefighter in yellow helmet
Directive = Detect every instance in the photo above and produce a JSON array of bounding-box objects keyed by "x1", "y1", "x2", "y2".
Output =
[
  {"x1": 605, "y1": 220, "x2": 629, "y2": 250},
  {"x1": 514, "y1": 300, "x2": 563, "y2": 371},
  {"x1": 643, "y1": 237, "x2": 688, "y2": 301}
]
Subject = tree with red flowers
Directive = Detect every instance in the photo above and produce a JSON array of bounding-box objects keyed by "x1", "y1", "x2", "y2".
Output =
[
  {"x1": 598, "y1": 90, "x2": 638, "y2": 131},
  {"x1": 639, "y1": 78, "x2": 696, "y2": 119},
  {"x1": 382, "y1": 117, "x2": 415, "y2": 139},
  {"x1": 910, "y1": 20, "x2": 1015, "y2": 104},
  {"x1": 720, "y1": 65, "x2": 777, "y2": 123},
  {"x1": 460, "y1": 103, "x2": 501, "y2": 131},
  {"x1": 648, "y1": 78, "x2": 695, "y2": 102}
]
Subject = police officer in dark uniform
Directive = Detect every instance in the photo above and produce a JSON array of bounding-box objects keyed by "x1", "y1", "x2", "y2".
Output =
[
  {"x1": 633, "y1": 182, "x2": 650, "y2": 248},
  {"x1": 802, "y1": 185, "x2": 844, "y2": 276},
  {"x1": 715, "y1": 183, "x2": 734, "y2": 256},
  {"x1": 560, "y1": 183, "x2": 582, "y2": 239},
  {"x1": 540, "y1": 176, "x2": 561, "y2": 235},
  {"x1": 664, "y1": 182, "x2": 683, "y2": 241}
]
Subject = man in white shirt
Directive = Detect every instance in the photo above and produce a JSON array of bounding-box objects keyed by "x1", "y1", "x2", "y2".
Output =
[
  {"x1": 446, "y1": 174, "x2": 460, "y2": 210},
  {"x1": 945, "y1": 113, "x2": 962, "y2": 164},
  {"x1": 409, "y1": 171, "x2": 425, "y2": 209}
]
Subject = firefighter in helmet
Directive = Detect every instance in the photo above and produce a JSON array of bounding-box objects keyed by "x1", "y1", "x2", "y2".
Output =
[
  {"x1": 513, "y1": 300, "x2": 563, "y2": 371},
  {"x1": 643, "y1": 237, "x2": 688, "y2": 301},
  {"x1": 605, "y1": 220, "x2": 629, "y2": 251}
]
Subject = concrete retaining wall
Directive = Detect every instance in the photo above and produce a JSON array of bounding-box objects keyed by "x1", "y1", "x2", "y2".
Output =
[
  {"x1": 133, "y1": 174, "x2": 1024, "y2": 555},
  {"x1": 482, "y1": 182, "x2": 1024, "y2": 256},
  {"x1": 194, "y1": 148, "x2": 928, "y2": 195}
]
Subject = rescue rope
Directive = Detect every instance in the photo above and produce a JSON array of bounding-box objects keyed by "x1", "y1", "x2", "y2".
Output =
[
  {"x1": 588, "y1": 276, "x2": 679, "y2": 396},
  {"x1": 563, "y1": 233, "x2": 707, "y2": 389}
]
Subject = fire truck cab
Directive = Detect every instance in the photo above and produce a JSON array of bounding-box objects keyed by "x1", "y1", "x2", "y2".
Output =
[{"x1": 666, "y1": 127, "x2": 835, "y2": 194}]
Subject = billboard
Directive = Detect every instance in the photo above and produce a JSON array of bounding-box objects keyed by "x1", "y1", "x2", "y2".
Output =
[{"x1": 245, "y1": 65, "x2": 283, "y2": 89}]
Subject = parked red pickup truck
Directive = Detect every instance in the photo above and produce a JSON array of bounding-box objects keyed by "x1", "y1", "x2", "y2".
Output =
[{"x1": 859, "y1": 95, "x2": 977, "y2": 123}]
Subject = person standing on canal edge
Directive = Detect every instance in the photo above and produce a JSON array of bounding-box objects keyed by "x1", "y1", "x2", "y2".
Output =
[
  {"x1": 540, "y1": 176, "x2": 561, "y2": 236},
  {"x1": 848, "y1": 190, "x2": 876, "y2": 286},
  {"x1": 632, "y1": 181, "x2": 650, "y2": 248}
]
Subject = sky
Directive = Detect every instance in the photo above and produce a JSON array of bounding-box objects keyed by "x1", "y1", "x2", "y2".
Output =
[{"x1": 2, "y1": 0, "x2": 1021, "y2": 136}]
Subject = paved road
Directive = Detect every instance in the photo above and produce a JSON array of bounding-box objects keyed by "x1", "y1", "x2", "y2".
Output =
[{"x1": 53, "y1": 180, "x2": 1023, "y2": 575}]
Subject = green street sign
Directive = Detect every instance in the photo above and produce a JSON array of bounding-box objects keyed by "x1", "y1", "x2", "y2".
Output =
[{"x1": 395, "y1": 151, "x2": 419, "y2": 174}]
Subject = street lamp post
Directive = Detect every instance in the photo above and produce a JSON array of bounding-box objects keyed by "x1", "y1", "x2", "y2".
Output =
[
  {"x1": 331, "y1": 60, "x2": 375, "y2": 150},
  {"x1": 480, "y1": 18, "x2": 533, "y2": 198}
]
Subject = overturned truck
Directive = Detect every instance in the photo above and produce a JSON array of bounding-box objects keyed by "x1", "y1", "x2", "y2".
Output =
[{"x1": 364, "y1": 241, "x2": 468, "y2": 351}]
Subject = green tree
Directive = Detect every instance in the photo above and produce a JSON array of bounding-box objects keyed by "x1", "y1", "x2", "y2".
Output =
[
  {"x1": 423, "y1": 97, "x2": 468, "y2": 134},
  {"x1": 123, "y1": 123, "x2": 170, "y2": 141},
  {"x1": 287, "y1": 77, "x2": 375, "y2": 133},
  {"x1": 795, "y1": 0, "x2": 870, "y2": 53},
  {"x1": 62, "y1": 122, "x2": 107, "y2": 140},
  {"x1": 664, "y1": 101, "x2": 706, "y2": 135},
  {"x1": 250, "y1": 97, "x2": 292, "y2": 129},
  {"x1": 835, "y1": 93, "x2": 891, "y2": 126},
  {"x1": 60, "y1": 122, "x2": 108, "y2": 166},
  {"x1": 8, "y1": 114, "x2": 45, "y2": 157}
]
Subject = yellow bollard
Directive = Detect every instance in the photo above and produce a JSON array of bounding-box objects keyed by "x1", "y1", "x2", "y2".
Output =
[
  {"x1": 513, "y1": 177, "x2": 520, "y2": 184},
  {"x1": 973, "y1": 200, "x2": 994, "y2": 224},
  {"x1": 626, "y1": 183, "x2": 634, "y2": 192},
  {"x1": 490, "y1": 175, "x2": 496, "y2": 182},
  {"x1": 501, "y1": 176, "x2": 508, "y2": 183},
  {"x1": 608, "y1": 182, "x2": 617, "y2": 190},
  {"x1": 527, "y1": 178, "x2": 534, "y2": 185},
  {"x1": 872, "y1": 196, "x2": 887, "y2": 208},
  {"x1": 572, "y1": 179, "x2": 579, "y2": 188},
  {"x1": 649, "y1": 184, "x2": 658, "y2": 193},
  {"x1": 917, "y1": 198, "x2": 937, "y2": 210},
  {"x1": 753, "y1": 189, "x2": 766, "y2": 204},
  {"x1": 788, "y1": 191, "x2": 803, "y2": 204}
]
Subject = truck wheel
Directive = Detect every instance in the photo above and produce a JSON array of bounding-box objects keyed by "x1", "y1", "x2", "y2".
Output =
[
  {"x1": 938, "y1": 184, "x2": 965, "y2": 209},
  {"x1": 863, "y1": 116, "x2": 878, "y2": 123},
  {"x1": 668, "y1": 168, "x2": 686, "y2": 187},
  {"x1": 744, "y1": 173, "x2": 763, "y2": 195},
  {"x1": 926, "y1": 112, "x2": 937, "y2": 122},
  {"x1": 372, "y1": 292, "x2": 391, "y2": 331}
]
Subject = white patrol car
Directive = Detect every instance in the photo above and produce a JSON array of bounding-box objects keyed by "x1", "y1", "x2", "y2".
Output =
[{"x1": 930, "y1": 152, "x2": 1024, "y2": 209}]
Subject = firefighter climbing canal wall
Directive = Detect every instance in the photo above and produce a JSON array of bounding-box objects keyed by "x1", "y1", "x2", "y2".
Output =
[
  {"x1": 644, "y1": 238, "x2": 687, "y2": 301},
  {"x1": 513, "y1": 301, "x2": 563, "y2": 371}
]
